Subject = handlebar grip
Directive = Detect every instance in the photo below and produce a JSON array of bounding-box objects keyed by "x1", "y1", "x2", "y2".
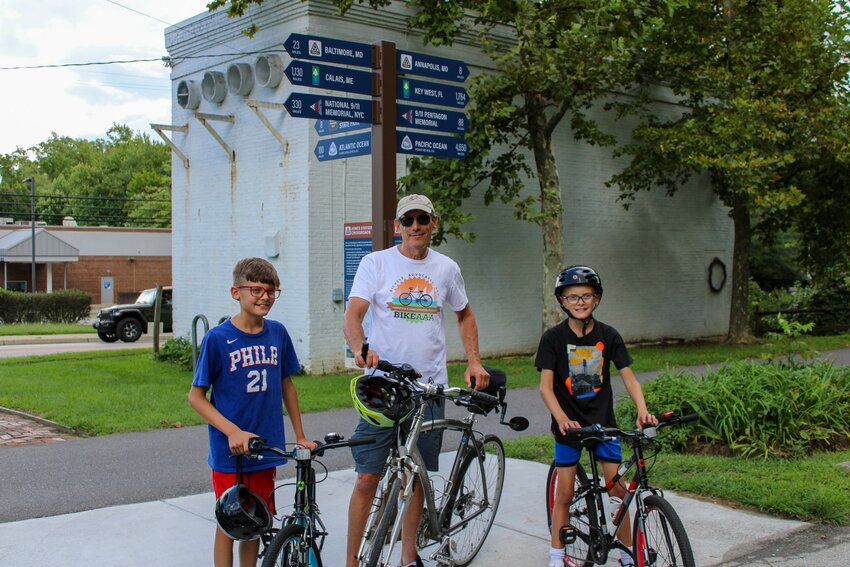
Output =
[
  {"x1": 678, "y1": 413, "x2": 699, "y2": 424},
  {"x1": 348, "y1": 436, "x2": 377, "y2": 447},
  {"x1": 469, "y1": 389, "x2": 499, "y2": 407},
  {"x1": 361, "y1": 342, "x2": 369, "y2": 360},
  {"x1": 248, "y1": 437, "x2": 266, "y2": 453},
  {"x1": 565, "y1": 424, "x2": 604, "y2": 438}
]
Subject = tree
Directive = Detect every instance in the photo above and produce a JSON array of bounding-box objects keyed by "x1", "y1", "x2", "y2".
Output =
[
  {"x1": 608, "y1": 0, "x2": 850, "y2": 341},
  {"x1": 209, "y1": 0, "x2": 681, "y2": 331},
  {"x1": 0, "y1": 125, "x2": 171, "y2": 227}
]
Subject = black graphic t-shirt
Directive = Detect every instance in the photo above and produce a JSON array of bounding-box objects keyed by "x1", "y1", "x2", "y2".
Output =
[{"x1": 535, "y1": 319, "x2": 632, "y2": 445}]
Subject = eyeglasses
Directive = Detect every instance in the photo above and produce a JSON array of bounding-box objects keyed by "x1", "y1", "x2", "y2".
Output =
[
  {"x1": 398, "y1": 214, "x2": 433, "y2": 227},
  {"x1": 561, "y1": 293, "x2": 596, "y2": 305},
  {"x1": 237, "y1": 286, "x2": 282, "y2": 299}
]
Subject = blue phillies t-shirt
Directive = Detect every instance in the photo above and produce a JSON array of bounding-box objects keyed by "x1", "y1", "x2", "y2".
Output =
[{"x1": 192, "y1": 319, "x2": 300, "y2": 472}]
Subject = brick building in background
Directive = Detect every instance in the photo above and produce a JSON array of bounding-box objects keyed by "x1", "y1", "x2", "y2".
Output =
[{"x1": 0, "y1": 225, "x2": 170, "y2": 305}]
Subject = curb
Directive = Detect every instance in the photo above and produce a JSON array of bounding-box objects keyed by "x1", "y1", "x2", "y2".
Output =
[
  {"x1": 0, "y1": 406, "x2": 77, "y2": 434},
  {"x1": 0, "y1": 334, "x2": 101, "y2": 346}
]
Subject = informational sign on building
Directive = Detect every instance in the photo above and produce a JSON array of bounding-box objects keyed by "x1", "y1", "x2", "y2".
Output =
[
  {"x1": 343, "y1": 222, "x2": 400, "y2": 368},
  {"x1": 315, "y1": 131, "x2": 371, "y2": 161}
]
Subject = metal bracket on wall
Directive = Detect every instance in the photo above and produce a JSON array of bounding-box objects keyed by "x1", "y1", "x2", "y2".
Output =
[
  {"x1": 150, "y1": 123, "x2": 189, "y2": 169},
  {"x1": 246, "y1": 100, "x2": 287, "y2": 148},
  {"x1": 193, "y1": 112, "x2": 236, "y2": 162}
]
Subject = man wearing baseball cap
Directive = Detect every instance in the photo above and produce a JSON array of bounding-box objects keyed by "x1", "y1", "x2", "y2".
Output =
[{"x1": 344, "y1": 194, "x2": 489, "y2": 567}]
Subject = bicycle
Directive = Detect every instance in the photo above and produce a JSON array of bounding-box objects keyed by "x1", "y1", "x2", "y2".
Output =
[
  {"x1": 545, "y1": 412, "x2": 698, "y2": 567},
  {"x1": 356, "y1": 357, "x2": 529, "y2": 567},
  {"x1": 243, "y1": 433, "x2": 375, "y2": 567},
  {"x1": 398, "y1": 288, "x2": 434, "y2": 307}
]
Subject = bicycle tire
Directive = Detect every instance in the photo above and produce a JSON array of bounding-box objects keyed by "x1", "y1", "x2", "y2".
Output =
[
  {"x1": 261, "y1": 524, "x2": 323, "y2": 567},
  {"x1": 399, "y1": 293, "x2": 413, "y2": 306},
  {"x1": 633, "y1": 494, "x2": 695, "y2": 567},
  {"x1": 418, "y1": 293, "x2": 433, "y2": 307},
  {"x1": 547, "y1": 463, "x2": 596, "y2": 567},
  {"x1": 445, "y1": 434, "x2": 505, "y2": 567},
  {"x1": 365, "y1": 477, "x2": 402, "y2": 567}
]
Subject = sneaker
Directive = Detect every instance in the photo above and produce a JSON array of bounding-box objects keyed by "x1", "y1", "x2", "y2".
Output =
[{"x1": 400, "y1": 555, "x2": 424, "y2": 567}]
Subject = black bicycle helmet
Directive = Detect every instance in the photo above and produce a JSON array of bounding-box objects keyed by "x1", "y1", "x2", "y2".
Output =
[
  {"x1": 554, "y1": 266, "x2": 603, "y2": 335},
  {"x1": 351, "y1": 374, "x2": 416, "y2": 428},
  {"x1": 215, "y1": 483, "x2": 272, "y2": 541}
]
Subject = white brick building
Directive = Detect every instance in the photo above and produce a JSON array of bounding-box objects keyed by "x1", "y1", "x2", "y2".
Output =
[{"x1": 164, "y1": 0, "x2": 732, "y2": 373}]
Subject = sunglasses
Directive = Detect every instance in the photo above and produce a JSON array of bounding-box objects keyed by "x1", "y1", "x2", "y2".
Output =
[{"x1": 398, "y1": 214, "x2": 433, "y2": 227}]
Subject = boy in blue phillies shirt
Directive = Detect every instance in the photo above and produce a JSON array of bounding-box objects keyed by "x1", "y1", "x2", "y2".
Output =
[
  {"x1": 189, "y1": 257, "x2": 314, "y2": 567},
  {"x1": 537, "y1": 266, "x2": 657, "y2": 567}
]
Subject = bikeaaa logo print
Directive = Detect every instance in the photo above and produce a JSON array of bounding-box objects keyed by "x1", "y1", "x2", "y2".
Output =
[{"x1": 387, "y1": 274, "x2": 441, "y2": 323}]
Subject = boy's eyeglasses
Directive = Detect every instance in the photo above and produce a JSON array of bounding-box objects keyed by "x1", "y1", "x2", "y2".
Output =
[
  {"x1": 561, "y1": 293, "x2": 596, "y2": 305},
  {"x1": 398, "y1": 214, "x2": 433, "y2": 227},
  {"x1": 237, "y1": 286, "x2": 282, "y2": 299}
]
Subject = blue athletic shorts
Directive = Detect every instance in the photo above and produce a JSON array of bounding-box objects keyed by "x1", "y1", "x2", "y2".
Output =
[
  {"x1": 350, "y1": 399, "x2": 445, "y2": 474},
  {"x1": 554, "y1": 438, "x2": 622, "y2": 467}
]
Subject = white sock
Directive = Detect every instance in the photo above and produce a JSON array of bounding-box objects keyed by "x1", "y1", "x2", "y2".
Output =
[{"x1": 549, "y1": 547, "x2": 565, "y2": 566}]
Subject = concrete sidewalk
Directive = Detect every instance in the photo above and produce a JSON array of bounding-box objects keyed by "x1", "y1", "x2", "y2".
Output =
[{"x1": 0, "y1": 458, "x2": 827, "y2": 567}]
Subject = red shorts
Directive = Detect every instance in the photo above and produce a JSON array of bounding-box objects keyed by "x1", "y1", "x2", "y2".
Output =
[{"x1": 212, "y1": 467, "x2": 277, "y2": 514}]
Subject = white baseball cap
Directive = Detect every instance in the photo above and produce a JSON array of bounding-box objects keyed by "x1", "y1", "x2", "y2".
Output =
[{"x1": 396, "y1": 194, "x2": 436, "y2": 218}]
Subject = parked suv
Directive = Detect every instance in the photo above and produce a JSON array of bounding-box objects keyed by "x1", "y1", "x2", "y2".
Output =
[{"x1": 93, "y1": 287, "x2": 173, "y2": 343}]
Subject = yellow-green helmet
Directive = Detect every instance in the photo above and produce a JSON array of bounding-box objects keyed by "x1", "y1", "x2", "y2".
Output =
[{"x1": 351, "y1": 374, "x2": 415, "y2": 428}]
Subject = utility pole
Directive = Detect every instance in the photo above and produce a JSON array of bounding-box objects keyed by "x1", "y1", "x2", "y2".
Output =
[{"x1": 24, "y1": 177, "x2": 36, "y2": 292}]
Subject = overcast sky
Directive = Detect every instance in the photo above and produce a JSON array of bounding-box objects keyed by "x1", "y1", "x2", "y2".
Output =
[{"x1": 0, "y1": 0, "x2": 205, "y2": 155}]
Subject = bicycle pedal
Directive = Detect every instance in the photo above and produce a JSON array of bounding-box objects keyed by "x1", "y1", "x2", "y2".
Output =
[{"x1": 559, "y1": 525, "x2": 578, "y2": 545}]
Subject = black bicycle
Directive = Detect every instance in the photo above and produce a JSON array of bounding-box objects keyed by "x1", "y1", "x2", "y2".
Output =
[
  {"x1": 545, "y1": 412, "x2": 698, "y2": 567},
  {"x1": 245, "y1": 434, "x2": 375, "y2": 567}
]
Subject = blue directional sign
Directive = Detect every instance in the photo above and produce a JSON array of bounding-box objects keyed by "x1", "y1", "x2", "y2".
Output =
[
  {"x1": 397, "y1": 50, "x2": 469, "y2": 83},
  {"x1": 284, "y1": 92, "x2": 373, "y2": 123},
  {"x1": 315, "y1": 131, "x2": 372, "y2": 162},
  {"x1": 397, "y1": 104, "x2": 467, "y2": 134},
  {"x1": 398, "y1": 78, "x2": 468, "y2": 109},
  {"x1": 397, "y1": 131, "x2": 468, "y2": 159},
  {"x1": 284, "y1": 33, "x2": 372, "y2": 68},
  {"x1": 285, "y1": 61, "x2": 373, "y2": 96},
  {"x1": 314, "y1": 119, "x2": 370, "y2": 137}
]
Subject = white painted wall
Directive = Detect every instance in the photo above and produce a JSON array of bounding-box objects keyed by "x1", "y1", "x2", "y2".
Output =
[{"x1": 165, "y1": 0, "x2": 732, "y2": 372}]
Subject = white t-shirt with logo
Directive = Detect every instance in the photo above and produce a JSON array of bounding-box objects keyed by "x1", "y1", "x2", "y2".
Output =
[{"x1": 349, "y1": 246, "x2": 469, "y2": 385}]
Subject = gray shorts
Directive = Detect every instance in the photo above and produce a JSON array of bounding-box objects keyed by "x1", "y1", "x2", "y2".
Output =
[{"x1": 350, "y1": 399, "x2": 445, "y2": 474}]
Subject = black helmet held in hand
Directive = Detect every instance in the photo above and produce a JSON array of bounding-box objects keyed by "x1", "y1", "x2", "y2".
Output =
[{"x1": 215, "y1": 483, "x2": 272, "y2": 541}]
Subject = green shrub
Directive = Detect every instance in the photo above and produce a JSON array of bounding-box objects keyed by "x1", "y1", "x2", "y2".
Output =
[
  {"x1": 154, "y1": 336, "x2": 194, "y2": 370},
  {"x1": 0, "y1": 288, "x2": 91, "y2": 323},
  {"x1": 616, "y1": 360, "x2": 850, "y2": 458}
]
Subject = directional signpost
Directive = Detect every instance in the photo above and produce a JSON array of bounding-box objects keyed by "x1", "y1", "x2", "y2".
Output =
[
  {"x1": 284, "y1": 92, "x2": 373, "y2": 123},
  {"x1": 397, "y1": 131, "x2": 468, "y2": 159},
  {"x1": 315, "y1": 131, "x2": 371, "y2": 162},
  {"x1": 286, "y1": 60, "x2": 373, "y2": 96},
  {"x1": 397, "y1": 77, "x2": 468, "y2": 108},
  {"x1": 397, "y1": 104, "x2": 467, "y2": 134},
  {"x1": 280, "y1": 32, "x2": 471, "y2": 252}
]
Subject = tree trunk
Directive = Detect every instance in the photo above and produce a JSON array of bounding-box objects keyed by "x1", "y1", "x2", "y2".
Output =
[
  {"x1": 727, "y1": 201, "x2": 751, "y2": 343},
  {"x1": 526, "y1": 93, "x2": 566, "y2": 333}
]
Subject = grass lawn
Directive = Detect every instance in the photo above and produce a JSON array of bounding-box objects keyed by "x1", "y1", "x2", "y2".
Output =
[
  {"x1": 0, "y1": 322, "x2": 95, "y2": 336},
  {"x1": 502, "y1": 435, "x2": 850, "y2": 525}
]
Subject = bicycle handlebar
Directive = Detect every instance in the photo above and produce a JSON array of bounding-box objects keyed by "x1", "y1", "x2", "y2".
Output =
[
  {"x1": 565, "y1": 412, "x2": 699, "y2": 442},
  {"x1": 247, "y1": 434, "x2": 376, "y2": 461}
]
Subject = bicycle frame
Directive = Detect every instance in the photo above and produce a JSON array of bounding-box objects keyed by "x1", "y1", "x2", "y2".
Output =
[
  {"x1": 569, "y1": 431, "x2": 665, "y2": 565},
  {"x1": 281, "y1": 452, "x2": 327, "y2": 551}
]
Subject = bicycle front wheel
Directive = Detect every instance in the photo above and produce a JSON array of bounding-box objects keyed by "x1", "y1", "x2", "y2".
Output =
[
  {"x1": 445, "y1": 434, "x2": 505, "y2": 567},
  {"x1": 363, "y1": 478, "x2": 401, "y2": 567},
  {"x1": 261, "y1": 524, "x2": 323, "y2": 567},
  {"x1": 557, "y1": 464, "x2": 596, "y2": 567},
  {"x1": 633, "y1": 494, "x2": 695, "y2": 567}
]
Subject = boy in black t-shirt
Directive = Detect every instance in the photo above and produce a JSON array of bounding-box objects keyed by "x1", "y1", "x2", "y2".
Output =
[{"x1": 536, "y1": 266, "x2": 657, "y2": 567}]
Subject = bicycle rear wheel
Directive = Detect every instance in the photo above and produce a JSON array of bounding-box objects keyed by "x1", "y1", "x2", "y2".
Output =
[
  {"x1": 633, "y1": 494, "x2": 694, "y2": 567},
  {"x1": 445, "y1": 434, "x2": 505, "y2": 567},
  {"x1": 261, "y1": 524, "x2": 322, "y2": 567}
]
